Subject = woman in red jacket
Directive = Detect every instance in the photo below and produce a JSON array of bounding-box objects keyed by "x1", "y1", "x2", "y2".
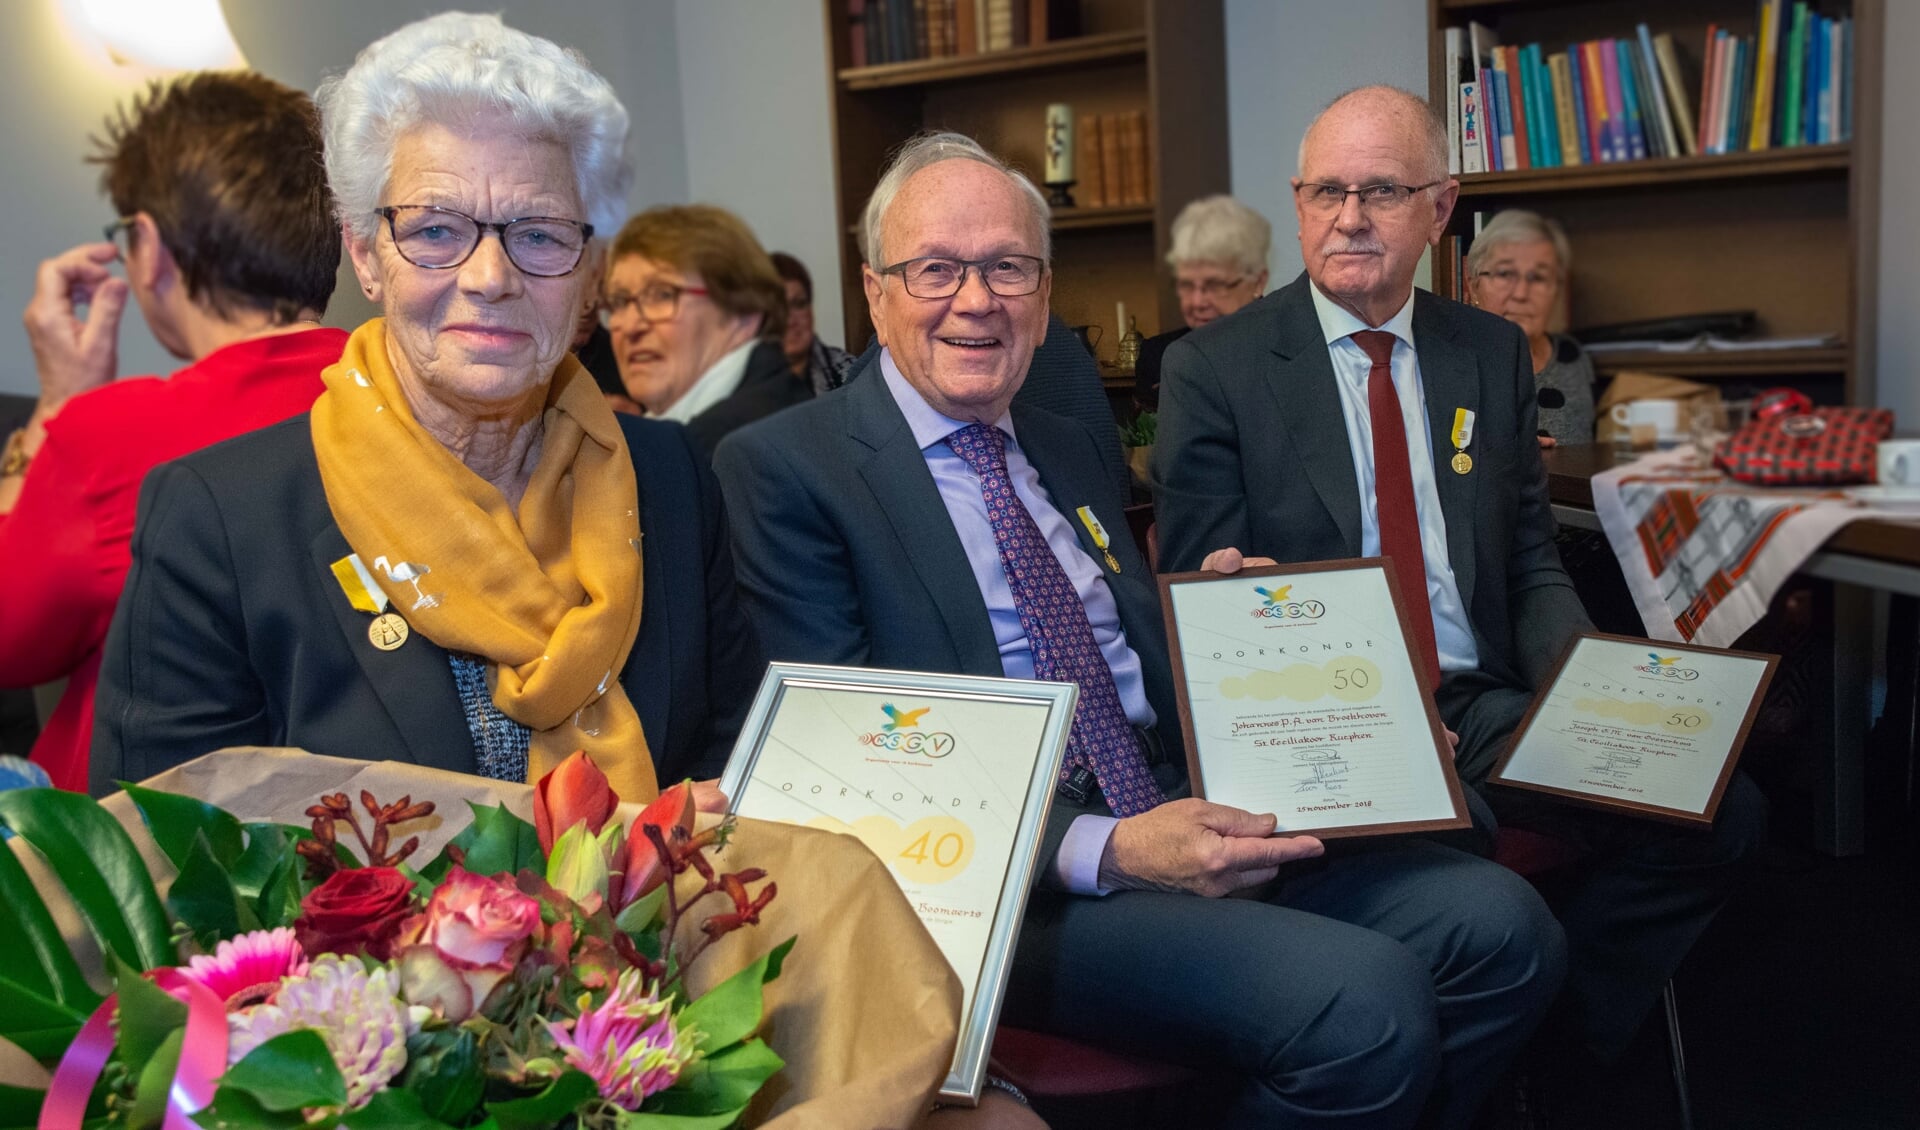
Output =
[{"x1": 0, "y1": 72, "x2": 344, "y2": 790}]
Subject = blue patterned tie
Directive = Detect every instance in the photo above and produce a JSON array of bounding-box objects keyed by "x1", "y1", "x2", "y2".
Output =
[{"x1": 945, "y1": 423, "x2": 1166, "y2": 817}]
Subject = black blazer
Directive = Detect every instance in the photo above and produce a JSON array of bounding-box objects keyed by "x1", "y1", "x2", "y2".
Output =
[
  {"x1": 92, "y1": 413, "x2": 762, "y2": 795},
  {"x1": 712, "y1": 363, "x2": 1180, "y2": 868},
  {"x1": 681, "y1": 340, "x2": 814, "y2": 459},
  {"x1": 1153, "y1": 273, "x2": 1590, "y2": 693}
]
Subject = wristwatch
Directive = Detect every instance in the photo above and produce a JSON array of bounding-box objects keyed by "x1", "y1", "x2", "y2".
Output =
[{"x1": 0, "y1": 429, "x2": 29, "y2": 478}]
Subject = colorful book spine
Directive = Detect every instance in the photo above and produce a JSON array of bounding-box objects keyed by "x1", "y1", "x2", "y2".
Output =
[
  {"x1": 1581, "y1": 41, "x2": 1612, "y2": 162},
  {"x1": 1567, "y1": 46, "x2": 1596, "y2": 165},
  {"x1": 1460, "y1": 80, "x2": 1487, "y2": 174},
  {"x1": 1699, "y1": 26, "x2": 1722, "y2": 154},
  {"x1": 1445, "y1": 26, "x2": 1466, "y2": 175},
  {"x1": 1750, "y1": 0, "x2": 1780, "y2": 150},
  {"x1": 1536, "y1": 45, "x2": 1563, "y2": 167},
  {"x1": 1615, "y1": 39, "x2": 1648, "y2": 160},
  {"x1": 1598, "y1": 38, "x2": 1628, "y2": 161},
  {"x1": 1654, "y1": 33, "x2": 1699, "y2": 156},
  {"x1": 1550, "y1": 53, "x2": 1581, "y2": 166},
  {"x1": 1493, "y1": 60, "x2": 1519, "y2": 170},
  {"x1": 1801, "y1": 15, "x2": 1821, "y2": 146},
  {"x1": 1731, "y1": 36, "x2": 1753, "y2": 154},
  {"x1": 1783, "y1": 3, "x2": 1807, "y2": 147},
  {"x1": 1841, "y1": 16, "x2": 1854, "y2": 142},
  {"x1": 1502, "y1": 46, "x2": 1531, "y2": 168},
  {"x1": 1635, "y1": 24, "x2": 1677, "y2": 159},
  {"x1": 1482, "y1": 63, "x2": 1503, "y2": 170}
]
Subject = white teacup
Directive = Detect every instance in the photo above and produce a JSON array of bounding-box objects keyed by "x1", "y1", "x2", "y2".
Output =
[
  {"x1": 1877, "y1": 439, "x2": 1920, "y2": 488},
  {"x1": 1610, "y1": 399, "x2": 1685, "y2": 444}
]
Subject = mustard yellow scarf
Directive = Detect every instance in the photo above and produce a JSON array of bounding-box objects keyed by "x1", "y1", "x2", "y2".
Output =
[{"x1": 310, "y1": 319, "x2": 658, "y2": 801}]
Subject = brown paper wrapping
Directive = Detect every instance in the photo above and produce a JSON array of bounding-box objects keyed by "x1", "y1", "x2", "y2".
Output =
[
  {"x1": 1594, "y1": 371, "x2": 1723, "y2": 447},
  {"x1": 3, "y1": 749, "x2": 962, "y2": 1129}
]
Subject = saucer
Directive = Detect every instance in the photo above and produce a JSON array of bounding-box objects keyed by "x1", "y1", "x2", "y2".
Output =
[{"x1": 1848, "y1": 485, "x2": 1920, "y2": 509}]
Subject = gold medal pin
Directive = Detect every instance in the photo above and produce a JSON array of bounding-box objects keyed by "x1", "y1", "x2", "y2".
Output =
[
  {"x1": 1076, "y1": 505, "x2": 1122, "y2": 573},
  {"x1": 332, "y1": 553, "x2": 408, "y2": 650},
  {"x1": 1450, "y1": 408, "x2": 1475, "y2": 475}
]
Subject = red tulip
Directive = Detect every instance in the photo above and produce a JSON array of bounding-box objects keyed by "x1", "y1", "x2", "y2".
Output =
[
  {"x1": 534, "y1": 750, "x2": 619, "y2": 856},
  {"x1": 616, "y1": 781, "x2": 696, "y2": 910}
]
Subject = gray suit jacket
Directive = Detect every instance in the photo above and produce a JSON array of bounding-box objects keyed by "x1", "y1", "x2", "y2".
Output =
[
  {"x1": 1153, "y1": 272, "x2": 1588, "y2": 694},
  {"x1": 712, "y1": 363, "x2": 1182, "y2": 869}
]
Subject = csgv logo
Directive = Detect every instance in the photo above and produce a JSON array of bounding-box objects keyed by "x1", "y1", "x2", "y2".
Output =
[
  {"x1": 1634, "y1": 653, "x2": 1700, "y2": 681},
  {"x1": 859, "y1": 703, "x2": 955, "y2": 757},
  {"x1": 1250, "y1": 583, "x2": 1325, "y2": 621}
]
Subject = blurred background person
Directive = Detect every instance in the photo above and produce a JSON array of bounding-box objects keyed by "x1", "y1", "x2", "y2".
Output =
[
  {"x1": 1466, "y1": 209, "x2": 1594, "y2": 447},
  {"x1": 0, "y1": 72, "x2": 342, "y2": 791},
  {"x1": 771, "y1": 250, "x2": 854, "y2": 395},
  {"x1": 94, "y1": 12, "x2": 760, "y2": 802},
  {"x1": 606, "y1": 205, "x2": 808, "y2": 456},
  {"x1": 568, "y1": 242, "x2": 639, "y2": 414},
  {"x1": 1135, "y1": 194, "x2": 1270, "y2": 408}
]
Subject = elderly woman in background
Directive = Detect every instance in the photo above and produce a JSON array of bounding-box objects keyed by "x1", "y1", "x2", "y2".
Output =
[
  {"x1": 771, "y1": 251, "x2": 855, "y2": 395},
  {"x1": 93, "y1": 12, "x2": 760, "y2": 803},
  {"x1": 1136, "y1": 194, "x2": 1271, "y2": 407},
  {"x1": 1466, "y1": 209, "x2": 1595, "y2": 447},
  {"x1": 606, "y1": 206, "x2": 810, "y2": 456}
]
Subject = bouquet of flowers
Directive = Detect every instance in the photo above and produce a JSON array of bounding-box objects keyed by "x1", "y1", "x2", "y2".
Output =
[{"x1": 0, "y1": 752, "x2": 790, "y2": 1130}]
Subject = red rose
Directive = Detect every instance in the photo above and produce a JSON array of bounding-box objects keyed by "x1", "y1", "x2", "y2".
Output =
[{"x1": 293, "y1": 866, "x2": 417, "y2": 959}]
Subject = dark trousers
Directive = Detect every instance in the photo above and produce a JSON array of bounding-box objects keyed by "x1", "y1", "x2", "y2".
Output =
[
  {"x1": 1003, "y1": 839, "x2": 1567, "y2": 1129},
  {"x1": 1440, "y1": 672, "x2": 1769, "y2": 1060}
]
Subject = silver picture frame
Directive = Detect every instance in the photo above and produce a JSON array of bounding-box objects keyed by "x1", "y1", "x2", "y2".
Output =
[{"x1": 719, "y1": 662, "x2": 1077, "y2": 1104}]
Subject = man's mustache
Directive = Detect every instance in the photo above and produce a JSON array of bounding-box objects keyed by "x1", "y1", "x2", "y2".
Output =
[{"x1": 1321, "y1": 238, "x2": 1386, "y2": 258}]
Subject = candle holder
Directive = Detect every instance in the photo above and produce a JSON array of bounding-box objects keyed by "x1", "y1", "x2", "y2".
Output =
[{"x1": 1046, "y1": 180, "x2": 1077, "y2": 208}]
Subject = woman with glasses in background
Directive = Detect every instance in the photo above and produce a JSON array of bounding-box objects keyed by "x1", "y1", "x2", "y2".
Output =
[
  {"x1": 605, "y1": 206, "x2": 811, "y2": 458},
  {"x1": 1466, "y1": 209, "x2": 1593, "y2": 447},
  {"x1": 1135, "y1": 194, "x2": 1271, "y2": 409},
  {"x1": 93, "y1": 12, "x2": 761, "y2": 804}
]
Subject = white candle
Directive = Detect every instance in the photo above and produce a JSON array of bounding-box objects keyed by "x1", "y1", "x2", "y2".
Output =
[
  {"x1": 1116, "y1": 301, "x2": 1128, "y2": 336},
  {"x1": 1044, "y1": 103, "x2": 1074, "y2": 183}
]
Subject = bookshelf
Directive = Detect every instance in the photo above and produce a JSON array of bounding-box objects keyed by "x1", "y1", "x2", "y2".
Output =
[
  {"x1": 820, "y1": 0, "x2": 1228, "y2": 365},
  {"x1": 1428, "y1": 0, "x2": 1881, "y2": 407}
]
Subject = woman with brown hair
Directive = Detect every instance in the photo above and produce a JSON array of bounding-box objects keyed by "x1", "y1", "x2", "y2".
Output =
[{"x1": 605, "y1": 205, "x2": 811, "y2": 455}]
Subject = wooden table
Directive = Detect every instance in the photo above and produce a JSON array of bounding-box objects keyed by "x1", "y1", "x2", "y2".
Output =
[{"x1": 1543, "y1": 444, "x2": 1920, "y2": 855}]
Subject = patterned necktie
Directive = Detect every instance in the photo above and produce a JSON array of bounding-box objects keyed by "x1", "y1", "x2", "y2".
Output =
[
  {"x1": 945, "y1": 423, "x2": 1166, "y2": 817},
  {"x1": 1351, "y1": 330, "x2": 1441, "y2": 689}
]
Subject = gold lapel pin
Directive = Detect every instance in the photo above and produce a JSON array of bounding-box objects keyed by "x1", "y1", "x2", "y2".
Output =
[{"x1": 368, "y1": 612, "x2": 410, "y2": 651}]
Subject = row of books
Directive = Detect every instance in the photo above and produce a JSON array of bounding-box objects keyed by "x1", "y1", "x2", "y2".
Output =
[
  {"x1": 1073, "y1": 112, "x2": 1151, "y2": 210},
  {"x1": 846, "y1": 0, "x2": 1078, "y2": 68},
  {"x1": 1443, "y1": 6, "x2": 1853, "y2": 176}
]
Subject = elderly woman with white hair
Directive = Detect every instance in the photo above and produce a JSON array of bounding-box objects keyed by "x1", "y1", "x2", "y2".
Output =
[
  {"x1": 1465, "y1": 209, "x2": 1595, "y2": 446},
  {"x1": 92, "y1": 12, "x2": 761, "y2": 803},
  {"x1": 1136, "y1": 194, "x2": 1271, "y2": 406}
]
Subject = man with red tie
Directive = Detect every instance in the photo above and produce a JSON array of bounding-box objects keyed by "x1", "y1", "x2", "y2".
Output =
[
  {"x1": 1154, "y1": 86, "x2": 1767, "y2": 1093},
  {"x1": 716, "y1": 129, "x2": 1565, "y2": 1128}
]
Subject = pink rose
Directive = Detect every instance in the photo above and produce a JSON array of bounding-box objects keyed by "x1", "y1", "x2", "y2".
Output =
[{"x1": 394, "y1": 867, "x2": 541, "y2": 1021}]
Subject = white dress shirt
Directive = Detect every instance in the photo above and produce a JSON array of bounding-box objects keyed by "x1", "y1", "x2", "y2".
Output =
[
  {"x1": 1307, "y1": 284, "x2": 1480, "y2": 673},
  {"x1": 654, "y1": 338, "x2": 757, "y2": 424}
]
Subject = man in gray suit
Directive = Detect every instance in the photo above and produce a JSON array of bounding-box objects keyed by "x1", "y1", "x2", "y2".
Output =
[
  {"x1": 715, "y1": 130, "x2": 1564, "y2": 1128},
  {"x1": 1153, "y1": 86, "x2": 1767, "y2": 1075}
]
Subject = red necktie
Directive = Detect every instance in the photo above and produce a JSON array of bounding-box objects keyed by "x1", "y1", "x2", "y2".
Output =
[{"x1": 1351, "y1": 330, "x2": 1441, "y2": 690}]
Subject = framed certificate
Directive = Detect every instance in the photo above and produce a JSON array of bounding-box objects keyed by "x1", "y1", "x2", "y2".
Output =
[
  {"x1": 1488, "y1": 634, "x2": 1777, "y2": 825},
  {"x1": 718, "y1": 663, "x2": 1076, "y2": 1104},
  {"x1": 1159, "y1": 559, "x2": 1470, "y2": 838}
]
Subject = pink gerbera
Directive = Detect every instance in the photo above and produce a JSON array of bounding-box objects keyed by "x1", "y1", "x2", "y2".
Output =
[{"x1": 180, "y1": 928, "x2": 310, "y2": 1010}]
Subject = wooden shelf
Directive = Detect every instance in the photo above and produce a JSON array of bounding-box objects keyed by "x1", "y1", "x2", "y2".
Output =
[
  {"x1": 1051, "y1": 204, "x2": 1153, "y2": 231},
  {"x1": 1456, "y1": 144, "x2": 1850, "y2": 198},
  {"x1": 1587, "y1": 346, "x2": 1849, "y2": 378},
  {"x1": 838, "y1": 30, "x2": 1146, "y2": 91}
]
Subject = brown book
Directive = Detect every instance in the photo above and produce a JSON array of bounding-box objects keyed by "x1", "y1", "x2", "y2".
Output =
[
  {"x1": 1120, "y1": 110, "x2": 1150, "y2": 205},
  {"x1": 985, "y1": 0, "x2": 1012, "y2": 51},
  {"x1": 1028, "y1": 0, "x2": 1048, "y2": 47},
  {"x1": 1077, "y1": 114, "x2": 1105, "y2": 207},
  {"x1": 1098, "y1": 112, "x2": 1124, "y2": 210},
  {"x1": 955, "y1": 0, "x2": 978, "y2": 55}
]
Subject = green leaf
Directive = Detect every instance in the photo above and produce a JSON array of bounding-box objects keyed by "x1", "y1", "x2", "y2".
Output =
[
  {"x1": 115, "y1": 960, "x2": 187, "y2": 1078},
  {"x1": 218, "y1": 1030, "x2": 347, "y2": 1112},
  {"x1": 613, "y1": 883, "x2": 668, "y2": 935},
  {"x1": 0, "y1": 789, "x2": 175, "y2": 970},
  {"x1": 339, "y1": 1089, "x2": 457, "y2": 1129},
  {"x1": 617, "y1": 1108, "x2": 748, "y2": 1130},
  {"x1": 168, "y1": 832, "x2": 251, "y2": 949},
  {"x1": 0, "y1": 826, "x2": 101, "y2": 1010},
  {"x1": 230, "y1": 824, "x2": 299, "y2": 904},
  {"x1": 190, "y1": 1087, "x2": 307, "y2": 1130},
  {"x1": 651, "y1": 1039, "x2": 783, "y2": 1117},
  {"x1": 122, "y1": 784, "x2": 245, "y2": 873},
  {"x1": 128, "y1": 1027, "x2": 185, "y2": 1130},
  {"x1": 422, "y1": 803, "x2": 543, "y2": 882},
  {"x1": 0, "y1": 977, "x2": 86, "y2": 1058},
  {"x1": 398, "y1": 1028, "x2": 483, "y2": 1125},
  {"x1": 251, "y1": 858, "x2": 302, "y2": 931},
  {"x1": 676, "y1": 936, "x2": 795, "y2": 1053},
  {"x1": 485, "y1": 1070, "x2": 596, "y2": 1130}
]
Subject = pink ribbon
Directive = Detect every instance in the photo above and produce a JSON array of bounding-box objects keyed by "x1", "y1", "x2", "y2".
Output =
[{"x1": 39, "y1": 969, "x2": 228, "y2": 1130}]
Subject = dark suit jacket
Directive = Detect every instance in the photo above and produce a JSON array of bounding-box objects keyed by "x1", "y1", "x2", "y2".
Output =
[
  {"x1": 93, "y1": 413, "x2": 762, "y2": 795},
  {"x1": 843, "y1": 315, "x2": 1130, "y2": 511},
  {"x1": 682, "y1": 340, "x2": 813, "y2": 459},
  {"x1": 712, "y1": 364, "x2": 1181, "y2": 869},
  {"x1": 1132, "y1": 325, "x2": 1190, "y2": 410},
  {"x1": 1153, "y1": 273, "x2": 1589, "y2": 696}
]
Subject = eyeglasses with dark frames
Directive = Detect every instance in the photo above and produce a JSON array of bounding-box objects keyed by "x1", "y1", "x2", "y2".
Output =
[
  {"x1": 377, "y1": 205, "x2": 594, "y2": 278},
  {"x1": 603, "y1": 281, "x2": 713, "y2": 323},
  {"x1": 876, "y1": 254, "x2": 1047, "y2": 299},
  {"x1": 1293, "y1": 181, "x2": 1447, "y2": 216}
]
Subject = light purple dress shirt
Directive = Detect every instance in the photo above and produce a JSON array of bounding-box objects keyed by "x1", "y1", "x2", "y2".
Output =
[{"x1": 880, "y1": 353, "x2": 1142, "y2": 894}]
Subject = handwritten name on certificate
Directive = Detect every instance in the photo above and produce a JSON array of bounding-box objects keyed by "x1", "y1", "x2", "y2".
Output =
[
  {"x1": 1161, "y1": 561, "x2": 1468, "y2": 838},
  {"x1": 1491, "y1": 635, "x2": 1776, "y2": 825},
  {"x1": 721, "y1": 668, "x2": 1070, "y2": 1098}
]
